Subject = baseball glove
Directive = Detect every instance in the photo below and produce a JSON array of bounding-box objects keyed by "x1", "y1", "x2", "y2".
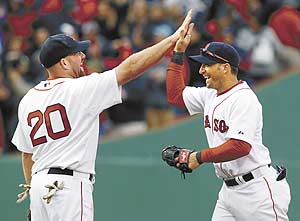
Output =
[{"x1": 162, "y1": 145, "x2": 194, "y2": 178}]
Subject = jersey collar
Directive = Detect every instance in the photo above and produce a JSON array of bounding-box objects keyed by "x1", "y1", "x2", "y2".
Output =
[{"x1": 217, "y1": 80, "x2": 244, "y2": 96}]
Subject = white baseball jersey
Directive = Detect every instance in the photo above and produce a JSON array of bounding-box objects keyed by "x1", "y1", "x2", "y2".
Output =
[
  {"x1": 182, "y1": 81, "x2": 271, "y2": 179},
  {"x1": 12, "y1": 69, "x2": 122, "y2": 175}
]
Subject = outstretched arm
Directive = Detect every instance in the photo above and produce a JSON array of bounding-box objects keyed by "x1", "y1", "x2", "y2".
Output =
[
  {"x1": 115, "y1": 10, "x2": 193, "y2": 86},
  {"x1": 166, "y1": 23, "x2": 194, "y2": 107}
]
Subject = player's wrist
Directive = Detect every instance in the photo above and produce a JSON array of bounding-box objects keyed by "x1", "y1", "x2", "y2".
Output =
[
  {"x1": 196, "y1": 151, "x2": 203, "y2": 164},
  {"x1": 171, "y1": 51, "x2": 184, "y2": 65}
]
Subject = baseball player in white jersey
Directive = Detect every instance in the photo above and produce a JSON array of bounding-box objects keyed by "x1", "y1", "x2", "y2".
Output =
[
  {"x1": 165, "y1": 26, "x2": 290, "y2": 220},
  {"x1": 12, "y1": 10, "x2": 194, "y2": 221}
]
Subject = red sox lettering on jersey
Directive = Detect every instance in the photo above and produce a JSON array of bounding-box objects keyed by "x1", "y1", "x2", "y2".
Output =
[{"x1": 204, "y1": 115, "x2": 229, "y2": 133}]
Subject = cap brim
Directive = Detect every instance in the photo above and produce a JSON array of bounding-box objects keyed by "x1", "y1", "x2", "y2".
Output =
[
  {"x1": 74, "y1": 40, "x2": 91, "y2": 53},
  {"x1": 189, "y1": 55, "x2": 217, "y2": 65}
]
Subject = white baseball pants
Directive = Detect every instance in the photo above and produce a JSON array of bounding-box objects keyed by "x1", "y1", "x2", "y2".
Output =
[{"x1": 212, "y1": 166, "x2": 290, "y2": 221}]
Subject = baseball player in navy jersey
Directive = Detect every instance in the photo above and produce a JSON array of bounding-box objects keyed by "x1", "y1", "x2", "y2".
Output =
[
  {"x1": 166, "y1": 25, "x2": 290, "y2": 220},
  {"x1": 12, "y1": 10, "x2": 193, "y2": 221}
]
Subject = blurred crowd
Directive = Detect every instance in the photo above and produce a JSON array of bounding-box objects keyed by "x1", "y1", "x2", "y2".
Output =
[{"x1": 1, "y1": 0, "x2": 300, "y2": 153}]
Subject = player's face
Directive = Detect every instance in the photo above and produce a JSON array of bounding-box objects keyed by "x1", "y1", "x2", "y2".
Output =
[
  {"x1": 66, "y1": 52, "x2": 86, "y2": 78},
  {"x1": 199, "y1": 63, "x2": 226, "y2": 91}
]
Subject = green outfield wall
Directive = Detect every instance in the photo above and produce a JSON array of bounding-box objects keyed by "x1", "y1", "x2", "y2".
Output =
[{"x1": 1, "y1": 73, "x2": 299, "y2": 220}]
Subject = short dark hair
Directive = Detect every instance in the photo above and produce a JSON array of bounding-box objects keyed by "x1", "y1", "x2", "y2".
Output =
[{"x1": 231, "y1": 66, "x2": 238, "y2": 75}]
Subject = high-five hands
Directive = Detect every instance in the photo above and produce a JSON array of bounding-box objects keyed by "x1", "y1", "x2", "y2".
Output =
[
  {"x1": 174, "y1": 22, "x2": 194, "y2": 53},
  {"x1": 171, "y1": 10, "x2": 194, "y2": 45}
]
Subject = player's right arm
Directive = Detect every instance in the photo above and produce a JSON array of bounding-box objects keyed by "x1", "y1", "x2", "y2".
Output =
[{"x1": 115, "y1": 10, "x2": 193, "y2": 86}]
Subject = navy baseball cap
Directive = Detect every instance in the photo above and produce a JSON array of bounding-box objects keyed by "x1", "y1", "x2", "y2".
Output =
[
  {"x1": 189, "y1": 42, "x2": 240, "y2": 68},
  {"x1": 39, "y1": 34, "x2": 91, "y2": 68}
]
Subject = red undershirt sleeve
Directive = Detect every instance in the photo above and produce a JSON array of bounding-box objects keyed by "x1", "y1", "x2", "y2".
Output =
[
  {"x1": 200, "y1": 139, "x2": 251, "y2": 163},
  {"x1": 166, "y1": 59, "x2": 189, "y2": 107}
]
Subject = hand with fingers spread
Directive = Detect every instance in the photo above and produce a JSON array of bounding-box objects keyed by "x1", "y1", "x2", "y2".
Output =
[
  {"x1": 43, "y1": 181, "x2": 64, "y2": 204},
  {"x1": 174, "y1": 23, "x2": 194, "y2": 53},
  {"x1": 170, "y1": 9, "x2": 193, "y2": 44},
  {"x1": 16, "y1": 183, "x2": 31, "y2": 204}
]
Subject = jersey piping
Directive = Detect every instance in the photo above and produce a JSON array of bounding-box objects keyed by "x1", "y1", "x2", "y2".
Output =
[
  {"x1": 217, "y1": 80, "x2": 243, "y2": 96},
  {"x1": 211, "y1": 87, "x2": 251, "y2": 134},
  {"x1": 33, "y1": 81, "x2": 65, "y2": 91}
]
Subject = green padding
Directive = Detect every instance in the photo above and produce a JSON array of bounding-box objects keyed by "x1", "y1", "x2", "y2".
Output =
[{"x1": 1, "y1": 73, "x2": 299, "y2": 220}]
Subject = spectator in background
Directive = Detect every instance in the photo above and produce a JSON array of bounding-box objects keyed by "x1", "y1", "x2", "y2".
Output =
[
  {"x1": 95, "y1": 0, "x2": 122, "y2": 41},
  {"x1": 105, "y1": 37, "x2": 147, "y2": 135},
  {"x1": 26, "y1": 26, "x2": 49, "y2": 84},
  {"x1": 5, "y1": 35, "x2": 33, "y2": 98},
  {"x1": 268, "y1": 4, "x2": 300, "y2": 65},
  {"x1": 3, "y1": 35, "x2": 33, "y2": 152},
  {"x1": 126, "y1": 0, "x2": 149, "y2": 51},
  {"x1": 0, "y1": 69, "x2": 14, "y2": 153},
  {"x1": 59, "y1": 23, "x2": 79, "y2": 40},
  {"x1": 227, "y1": 0, "x2": 292, "y2": 80},
  {"x1": 81, "y1": 21, "x2": 105, "y2": 73},
  {"x1": 144, "y1": 23, "x2": 175, "y2": 129}
]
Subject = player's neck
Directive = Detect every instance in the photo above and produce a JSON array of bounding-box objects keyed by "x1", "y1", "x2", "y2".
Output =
[
  {"x1": 217, "y1": 78, "x2": 239, "y2": 95},
  {"x1": 47, "y1": 68, "x2": 75, "y2": 80}
]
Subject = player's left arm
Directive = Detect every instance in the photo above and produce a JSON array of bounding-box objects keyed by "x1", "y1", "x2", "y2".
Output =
[
  {"x1": 188, "y1": 139, "x2": 251, "y2": 169},
  {"x1": 22, "y1": 152, "x2": 34, "y2": 184}
]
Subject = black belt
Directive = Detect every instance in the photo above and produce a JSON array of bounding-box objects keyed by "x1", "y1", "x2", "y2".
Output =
[
  {"x1": 224, "y1": 172, "x2": 254, "y2": 187},
  {"x1": 48, "y1": 168, "x2": 94, "y2": 182},
  {"x1": 224, "y1": 164, "x2": 272, "y2": 187}
]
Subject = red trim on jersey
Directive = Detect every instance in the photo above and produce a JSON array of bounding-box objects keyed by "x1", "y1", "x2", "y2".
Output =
[
  {"x1": 81, "y1": 182, "x2": 83, "y2": 221},
  {"x1": 166, "y1": 60, "x2": 189, "y2": 107},
  {"x1": 217, "y1": 80, "x2": 244, "y2": 96},
  {"x1": 263, "y1": 177, "x2": 279, "y2": 220},
  {"x1": 200, "y1": 138, "x2": 251, "y2": 163},
  {"x1": 33, "y1": 81, "x2": 65, "y2": 91},
  {"x1": 211, "y1": 87, "x2": 250, "y2": 134}
]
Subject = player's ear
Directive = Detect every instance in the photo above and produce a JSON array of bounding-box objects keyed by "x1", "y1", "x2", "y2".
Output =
[
  {"x1": 59, "y1": 58, "x2": 69, "y2": 70},
  {"x1": 223, "y1": 63, "x2": 231, "y2": 74}
]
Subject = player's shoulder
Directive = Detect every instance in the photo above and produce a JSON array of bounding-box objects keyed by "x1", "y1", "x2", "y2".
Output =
[
  {"x1": 73, "y1": 69, "x2": 117, "y2": 84},
  {"x1": 185, "y1": 85, "x2": 217, "y2": 97},
  {"x1": 238, "y1": 81, "x2": 258, "y2": 98},
  {"x1": 231, "y1": 81, "x2": 261, "y2": 104}
]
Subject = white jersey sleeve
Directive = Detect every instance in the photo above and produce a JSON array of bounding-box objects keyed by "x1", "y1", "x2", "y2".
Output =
[
  {"x1": 12, "y1": 121, "x2": 33, "y2": 153},
  {"x1": 225, "y1": 90, "x2": 262, "y2": 145},
  {"x1": 182, "y1": 86, "x2": 216, "y2": 115},
  {"x1": 77, "y1": 69, "x2": 122, "y2": 114}
]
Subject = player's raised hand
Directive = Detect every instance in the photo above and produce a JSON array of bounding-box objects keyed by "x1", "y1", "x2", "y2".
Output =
[
  {"x1": 174, "y1": 23, "x2": 194, "y2": 53},
  {"x1": 171, "y1": 9, "x2": 193, "y2": 44}
]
